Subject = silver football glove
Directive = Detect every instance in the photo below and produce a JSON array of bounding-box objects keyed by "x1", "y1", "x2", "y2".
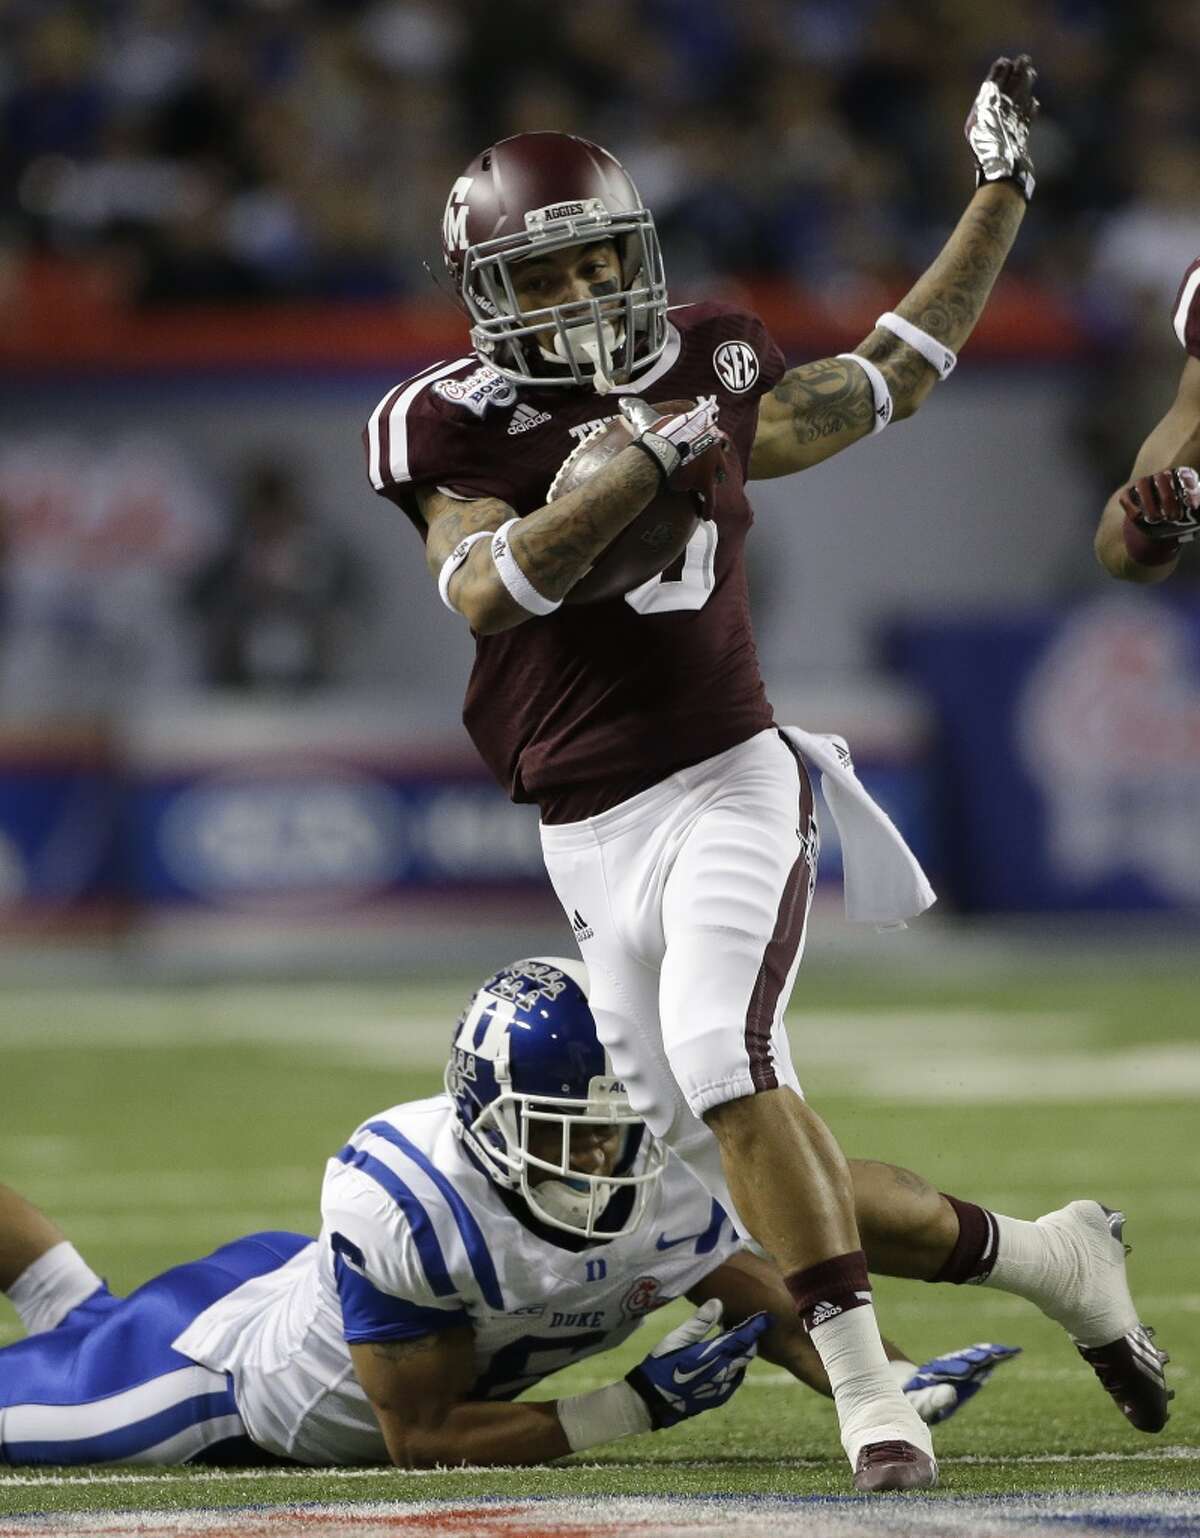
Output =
[
  {"x1": 620, "y1": 395, "x2": 721, "y2": 485},
  {"x1": 965, "y1": 54, "x2": 1038, "y2": 202}
]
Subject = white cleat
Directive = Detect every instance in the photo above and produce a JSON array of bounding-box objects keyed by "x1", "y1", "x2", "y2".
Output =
[{"x1": 1035, "y1": 1201, "x2": 1171, "y2": 1432}]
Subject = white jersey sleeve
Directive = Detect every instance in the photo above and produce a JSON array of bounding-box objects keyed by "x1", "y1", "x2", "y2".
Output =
[{"x1": 321, "y1": 1134, "x2": 472, "y2": 1345}]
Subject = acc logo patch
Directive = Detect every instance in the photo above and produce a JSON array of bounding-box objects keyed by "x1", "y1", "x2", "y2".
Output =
[
  {"x1": 434, "y1": 365, "x2": 517, "y2": 418},
  {"x1": 713, "y1": 340, "x2": 760, "y2": 393}
]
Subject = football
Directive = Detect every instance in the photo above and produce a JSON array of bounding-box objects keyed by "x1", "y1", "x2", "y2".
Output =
[{"x1": 549, "y1": 400, "x2": 705, "y2": 606}]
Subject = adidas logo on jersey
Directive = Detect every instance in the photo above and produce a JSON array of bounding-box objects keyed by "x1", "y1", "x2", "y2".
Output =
[
  {"x1": 571, "y1": 909, "x2": 594, "y2": 942},
  {"x1": 508, "y1": 403, "x2": 552, "y2": 435}
]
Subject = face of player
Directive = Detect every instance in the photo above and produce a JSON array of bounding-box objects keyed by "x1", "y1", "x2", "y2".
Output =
[
  {"x1": 509, "y1": 239, "x2": 622, "y2": 317},
  {"x1": 524, "y1": 1118, "x2": 623, "y2": 1184}
]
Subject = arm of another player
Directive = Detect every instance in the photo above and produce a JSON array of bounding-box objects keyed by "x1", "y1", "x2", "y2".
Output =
[
  {"x1": 749, "y1": 57, "x2": 1034, "y2": 480},
  {"x1": 350, "y1": 1328, "x2": 572, "y2": 1467},
  {"x1": 1094, "y1": 355, "x2": 1200, "y2": 583},
  {"x1": 417, "y1": 398, "x2": 719, "y2": 632},
  {"x1": 350, "y1": 1302, "x2": 768, "y2": 1467}
]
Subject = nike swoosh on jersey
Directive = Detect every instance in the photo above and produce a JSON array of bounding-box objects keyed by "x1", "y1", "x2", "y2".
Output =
[{"x1": 655, "y1": 1231, "x2": 703, "y2": 1251}]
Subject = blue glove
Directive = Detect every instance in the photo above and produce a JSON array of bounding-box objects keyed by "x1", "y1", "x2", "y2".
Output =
[
  {"x1": 625, "y1": 1299, "x2": 771, "y2": 1430},
  {"x1": 903, "y1": 1342, "x2": 1021, "y2": 1425}
]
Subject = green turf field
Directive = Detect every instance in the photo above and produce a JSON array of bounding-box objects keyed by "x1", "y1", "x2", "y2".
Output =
[{"x1": 0, "y1": 957, "x2": 1196, "y2": 1521}]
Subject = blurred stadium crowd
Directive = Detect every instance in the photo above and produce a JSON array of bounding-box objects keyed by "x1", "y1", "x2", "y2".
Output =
[{"x1": 2, "y1": 0, "x2": 1199, "y2": 315}]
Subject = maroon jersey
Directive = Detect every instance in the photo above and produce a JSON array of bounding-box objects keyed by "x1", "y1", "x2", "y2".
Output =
[
  {"x1": 1172, "y1": 259, "x2": 1200, "y2": 356},
  {"x1": 365, "y1": 302, "x2": 786, "y2": 821}
]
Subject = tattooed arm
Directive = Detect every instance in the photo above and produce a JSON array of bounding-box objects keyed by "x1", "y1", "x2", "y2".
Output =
[
  {"x1": 349, "y1": 1330, "x2": 570, "y2": 1467},
  {"x1": 748, "y1": 182, "x2": 1026, "y2": 480},
  {"x1": 1093, "y1": 354, "x2": 1200, "y2": 583},
  {"x1": 416, "y1": 442, "x2": 659, "y2": 634}
]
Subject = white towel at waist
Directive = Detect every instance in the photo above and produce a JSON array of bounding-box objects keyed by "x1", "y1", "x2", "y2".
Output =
[{"x1": 781, "y1": 724, "x2": 936, "y2": 927}]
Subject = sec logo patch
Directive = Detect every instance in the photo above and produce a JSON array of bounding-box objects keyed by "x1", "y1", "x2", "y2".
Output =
[{"x1": 713, "y1": 340, "x2": 759, "y2": 393}]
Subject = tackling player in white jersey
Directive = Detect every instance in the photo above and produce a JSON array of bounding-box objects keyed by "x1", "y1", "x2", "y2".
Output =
[{"x1": 0, "y1": 958, "x2": 1021, "y2": 1469}]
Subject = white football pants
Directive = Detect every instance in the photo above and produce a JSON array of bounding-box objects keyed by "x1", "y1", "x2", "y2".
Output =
[{"x1": 539, "y1": 727, "x2": 819, "y2": 1221}]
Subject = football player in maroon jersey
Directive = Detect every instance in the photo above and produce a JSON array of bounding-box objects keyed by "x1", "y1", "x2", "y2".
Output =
[
  {"x1": 1095, "y1": 262, "x2": 1200, "y2": 579},
  {"x1": 365, "y1": 57, "x2": 1169, "y2": 1488}
]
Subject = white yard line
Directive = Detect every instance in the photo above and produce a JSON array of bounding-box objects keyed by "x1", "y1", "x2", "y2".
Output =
[{"x1": 2, "y1": 1447, "x2": 1198, "y2": 1488}]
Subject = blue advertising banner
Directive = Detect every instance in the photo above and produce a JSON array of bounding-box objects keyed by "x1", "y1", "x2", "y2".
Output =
[
  {"x1": 0, "y1": 729, "x2": 120, "y2": 931},
  {"x1": 124, "y1": 758, "x2": 547, "y2": 916},
  {"x1": 890, "y1": 593, "x2": 1200, "y2": 913},
  {"x1": 0, "y1": 700, "x2": 937, "y2": 944}
]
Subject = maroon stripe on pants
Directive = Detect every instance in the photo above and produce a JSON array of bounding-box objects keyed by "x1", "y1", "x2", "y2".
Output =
[{"x1": 744, "y1": 738, "x2": 816, "y2": 1092}]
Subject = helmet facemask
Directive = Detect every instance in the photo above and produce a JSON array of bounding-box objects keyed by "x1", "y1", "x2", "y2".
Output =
[
  {"x1": 460, "y1": 200, "x2": 668, "y2": 393},
  {"x1": 449, "y1": 1067, "x2": 665, "y2": 1240},
  {"x1": 445, "y1": 957, "x2": 667, "y2": 1239}
]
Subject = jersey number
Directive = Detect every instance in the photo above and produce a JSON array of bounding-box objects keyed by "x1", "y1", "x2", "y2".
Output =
[
  {"x1": 623, "y1": 521, "x2": 719, "y2": 615},
  {"x1": 472, "y1": 1330, "x2": 609, "y2": 1400}
]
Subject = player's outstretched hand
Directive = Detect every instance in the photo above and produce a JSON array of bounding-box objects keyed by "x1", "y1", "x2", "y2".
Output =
[
  {"x1": 965, "y1": 54, "x2": 1038, "y2": 201},
  {"x1": 625, "y1": 1299, "x2": 771, "y2": 1430},
  {"x1": 1119, "y1": 468, "x2": 1200, "y2": 545},
  {"x1": 903, "y1": 1342, "x2": 1021, "y2": 1426}
]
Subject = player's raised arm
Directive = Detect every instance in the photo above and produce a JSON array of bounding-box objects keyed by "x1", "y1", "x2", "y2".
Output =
[
  {"x1": 419, "y1": 398, "x2": 722, "y2": 633},
  {"x1": 749, "y1": 56, "x2": 1036, "y2": 480},
  {"x1": 1094, "y1": 355, "x2": 1200, "y2": 583}
]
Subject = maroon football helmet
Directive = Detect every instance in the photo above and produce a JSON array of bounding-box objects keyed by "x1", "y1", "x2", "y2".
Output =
[{"x1": 441, "y1": 132, "x2": 668, "y2": 392}]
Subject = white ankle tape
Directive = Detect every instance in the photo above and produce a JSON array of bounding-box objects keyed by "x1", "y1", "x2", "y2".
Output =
[
  {"x1": 7, "y1": 1242, "x2": 103, "y2": 1335},
  {"x1": 810, "y1": 1305, "x2": 929, "y2": 1463},
  {"x1": 836, "y1": 354, "x2": 893, "y2": 434},
  {"x1": 492, "y1": 519, "x2": 561, "y2": 616},
  {"x1": 876, "y1": 312, "x2": 957, "y2": 379}
]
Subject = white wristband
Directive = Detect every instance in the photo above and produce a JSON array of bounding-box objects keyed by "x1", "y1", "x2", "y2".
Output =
[
  {"x1": 491, "y1": 518, "x2": 562, "y2": 617},
  {"x1": 437, "y1": 531, "x2": 491, "y2": 613},
  {"x1": 876, "y1": 311, "x2": 957, "y2": 379},
  {"x1": 557, "y1": 1379, "x2": 652, "y2": 1453},
  {"x1": 836, "y1": 353, "x2": 893, "y2": 435}
]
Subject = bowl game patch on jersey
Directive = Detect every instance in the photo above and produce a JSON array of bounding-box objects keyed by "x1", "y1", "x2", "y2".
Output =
[{"x1": 433, "y1": 365, "x2": 517, "y2": 418}]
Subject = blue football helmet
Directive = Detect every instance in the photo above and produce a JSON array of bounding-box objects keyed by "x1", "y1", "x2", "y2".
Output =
[{"x1": 445, "y1": 957, "x2": 666, "y2": 1238}]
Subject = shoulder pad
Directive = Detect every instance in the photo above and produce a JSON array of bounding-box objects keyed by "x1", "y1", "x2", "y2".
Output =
[
  {"x1": 364, "y1": 356, "x2": 476, "y2": 493},
  {"x1": 671, "y1": 301, "x2": 786, "y2": 397},
  {"x1": 1172, "y1": 260, "x2": 1200, "y2": 357}
]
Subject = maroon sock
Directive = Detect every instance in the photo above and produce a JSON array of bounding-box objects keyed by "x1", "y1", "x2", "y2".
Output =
[
  {"x1": 930, "y1": 1194, "x2": 999, "y2": 1285},
  {"x1": 784, "y1": 1250, "x2": 872, "y2": 1334}
]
